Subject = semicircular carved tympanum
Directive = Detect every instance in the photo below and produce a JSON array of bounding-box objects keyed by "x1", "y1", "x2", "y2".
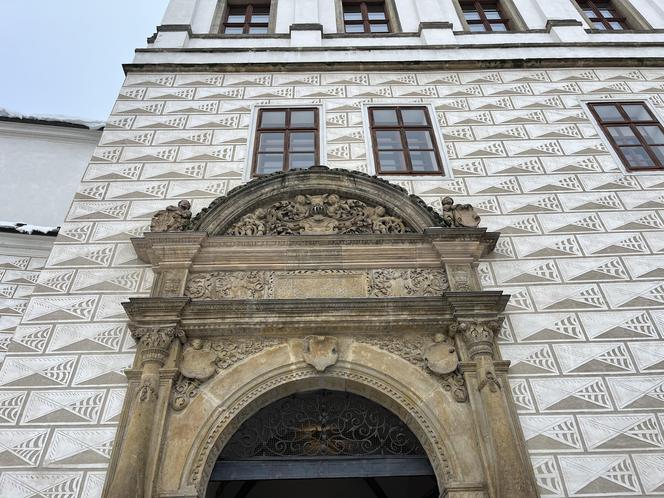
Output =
[
  {"x1": 227, "y1": 193, "x2": 409, "y2": 235},
  {"x1": 148, "y1": 166, "x2": 481, "y2": 235}
]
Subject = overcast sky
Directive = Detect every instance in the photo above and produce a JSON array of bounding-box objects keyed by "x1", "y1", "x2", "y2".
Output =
[{"x1": 0, "y1": 0, "x2": 170, "y2": 122}]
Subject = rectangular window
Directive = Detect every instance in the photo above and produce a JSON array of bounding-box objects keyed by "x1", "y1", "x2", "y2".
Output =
[
  {"x1": 576, "y1": 0, "x2": 628, "y2": 30},
  {"x1": 223, "y1": 4, "x2": 270, "y2": 34},
  {"x1": 342, "y1": 1, "x2": 390, "y2": 33},
  {"x1": 460, "y1": 0, "x2": 510, "y2": 32},
  {"x1": 369, "y1": 107, "x2": 444, "y2": 175},
  {"x1": 589, "y1": 102, "x2": 664, "y2": 171},
  {"x1": 252, "y1": 108, "x2": 319, "y2": 176}
]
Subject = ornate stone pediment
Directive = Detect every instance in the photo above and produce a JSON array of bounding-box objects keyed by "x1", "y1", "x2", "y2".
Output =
[{"x1": 148, "y1": 167, "x2": 482, "y2": 235}]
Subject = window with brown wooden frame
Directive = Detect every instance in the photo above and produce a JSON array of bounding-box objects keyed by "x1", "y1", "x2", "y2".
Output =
[
  {"x1": 369, "y1": 107, "x2": 444, "y2": 175},
  {"x1": 223, "y1": 3, "x2": 271, "y2": 34},
  {"x1": 588, "y1": 102, "x2": 664, "y2": 171},
  {"x1": 252, "y1": 108, "x2": 320, "y2": 176},
  {"x1": 459, "y1": 0, "x2": 510, "y2": 32},
  {"x1": 342, "y1": 1, "x2": 390, "y2": 33},
  {"x1": 576, "y1": 0, "x2": 629, "y2": 30}
]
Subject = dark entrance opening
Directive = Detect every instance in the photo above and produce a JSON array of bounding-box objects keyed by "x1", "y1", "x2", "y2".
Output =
[{"x1": 206, "y1": 390, "x2": 440, "y2": 498}]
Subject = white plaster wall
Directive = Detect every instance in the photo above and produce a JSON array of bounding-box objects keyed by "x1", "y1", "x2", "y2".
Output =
[{"x1": 0, "y1": 122, "x2": 101, "y2": 226}]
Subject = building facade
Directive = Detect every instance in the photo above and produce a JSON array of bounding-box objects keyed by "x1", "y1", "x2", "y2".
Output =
[{"x1": 2, "y1": 1, "x2": 664, "y2": 497}]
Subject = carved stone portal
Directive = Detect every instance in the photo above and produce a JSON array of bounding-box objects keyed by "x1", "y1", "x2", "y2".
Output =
[{"x1": 104, "y1": 168, "x2": 535, "y2": 498}]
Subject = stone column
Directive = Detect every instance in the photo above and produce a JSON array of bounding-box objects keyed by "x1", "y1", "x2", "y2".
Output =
[
  {"x1": 452, "y1": 320, "x2": 538, "y2": 498},
  {"x1": 105, "y1": 326, "x2": 185, "y2": 498}
]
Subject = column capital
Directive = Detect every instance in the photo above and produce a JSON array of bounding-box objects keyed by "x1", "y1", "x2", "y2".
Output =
[
  {"x1": 131, "y1": 326, "x2": 186, "y2": 367},
  {"x1": 449, "y1": 319, "x2": 501, "y2": 360}
]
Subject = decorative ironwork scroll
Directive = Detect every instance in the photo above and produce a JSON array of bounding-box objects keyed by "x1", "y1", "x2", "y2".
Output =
[{"x1": 219, "y1": 390, "x2": 426, "y2": 459}]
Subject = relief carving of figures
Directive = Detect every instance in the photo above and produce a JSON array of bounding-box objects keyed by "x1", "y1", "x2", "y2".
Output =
[
  {"x1": 440, "y1": 196, "x2": 481, "y2": 228},
  {"x1": 358, "y1": 335, "x2": 467, "y2": 403},
  {"x1": 226, "y1": 194, "x2": 411, "y2": 235},
  {"x1": 172, "y1": 337, "x2": 284, "y2": 410},
  {"x1": 150, "y1": 200, "x2": 192, "y2": 233},
  {"x1": 368, "y1": 269, "x2": 448, "y2": 297},
  {"x1": 185, "y1": 271, "x2": 268, "y2": 300}
]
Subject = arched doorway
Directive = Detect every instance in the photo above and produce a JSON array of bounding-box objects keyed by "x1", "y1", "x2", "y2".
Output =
[{"x1": 206, "y1": 390, "x2": 439, "y2": 498}]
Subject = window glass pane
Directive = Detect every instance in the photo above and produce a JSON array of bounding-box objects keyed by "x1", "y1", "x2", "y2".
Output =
[
  {"x1": 256, "y1": 154, "x2": 284, "y2": 174},
  {"x1": 227, "y1": 14, "x2": 246, "y2": 23},
  {"x1": 250, "y1": 14, "x2": 270, "y2": 23},
  {"x1": 637, "y1": 126, "x2": 664, "y2": 145},
  {"x1": 343, "y1": 5, "x2": 362, "y2": 20},
  {"x1": 621, "y1": 147, "x2": 656, "y2": 168},
  {"x1": 608, "y1": 21, "x2": 624, "y2": 30},
  {"x1": 652, "y1": 146, "x2": 664, "y2": 165},
  {"x1": 375, "y1": 131, "x2": 402, "y2": 149},
  {"x1": 463, "y1": 11, "x2": 481, "y2": 21},
  {"x1": 599, "y1": 9, "x2": 614, "y2": 16},
  {"x1": 406, "y1": 131, "x2": 434, "y2": 149},
  {"x1": 224, "y1": 26, "x2": 244, "y2": 34},
  {"x1": 290, "y1": 153, "x2": 316, "y2": 169},
  {"x1": 249, "y1": 26, "x2": 268, "y2": 34},
  {"x1": 622, "y1": 104, "x2": 650, "y2": 121},
  {"x1": 594, "y1": 105, "x2": 623, "y2": 122},
  {"x1": 290, "y1": 132, "x2": 315, "y2": 151},
  {"x1": 378, "y1": 151, "x2": 407, "y2": 172},
  {"x1": 252, "y1": 6, "x2": 270, "y2": 14},
  {"x1": 370, "y1": 23, "x2": 389, "y2": 32},
  {"x1": 409, "y1": 151, "x2": 439, "y2": 172},
  {"x1": 372, "y1": 109, "x2": 399, "y2": 126},
  {"x1": 469, "y1": 23, "x2": 487, "y2": 32},
  {"x1": 367, "y1": 11, "x2": 386, "y2": 20},
  {"x1": 583, "y1": 9, "x2": 595, "y2": 17},
  {"x1": 491, "y1": 23, "x2": 508, "y2": 31},
  {"x1": 345, "y1": 24, "x2": 366, "y2": 33},
  {"x1": 484, "y1": 9, "x2": 501, "y2": 20},
  {"x1": 291, "y1": 110, "x2": 316, "y2": 128},
  {"x1": 608, "y1": 126, "x2": 639, "y2": 145},
  {"x1": 593, "y1": 22, "x2": 607, "y2": 30},
  {"x1": 260, "y1": 111, "x2": 286, "y2": 128},
  {"x1": 401, "y1": 109, "x2": 428, "y2": 126},
  {"x1": 258, "y1": 133, "x2": 284, "y2": 152}
]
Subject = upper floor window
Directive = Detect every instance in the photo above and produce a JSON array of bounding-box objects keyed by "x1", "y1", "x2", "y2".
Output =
[
  {"x1": 369, "y1": 107, "x2": 444, "y2": 175},
  {"x1": 460, "y1": 0, "x2": 510, "y2": 32},
  {"x1": 342, "y1": 1, "x2": 390, "y2": 33},
  {"x1": 252, "y1": 108, "x2": 320, "y2": 176},
  {"x1": 576, "y1": 1, "x2": 628, "y2": 30},
  {"x1": 223, "y1": 4, "x2": 270, "y2": 34},
  {"x1": 589, "y1": 102, "x2": 664, "y2": 171}
]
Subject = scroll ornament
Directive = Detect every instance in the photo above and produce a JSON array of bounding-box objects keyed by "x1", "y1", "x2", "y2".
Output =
[
  {"x1": 150, "y1": 200, "x2": 192, "y2": 233},
  {"x1": 172, "y1": 337, "x2": 284, "y2": 410},
  {"x1": 131, "y1": 326, "x2": 186, "y2": 366},
  {"x1": 359, "y1": 335, "x2": 467, "y2": 403}
]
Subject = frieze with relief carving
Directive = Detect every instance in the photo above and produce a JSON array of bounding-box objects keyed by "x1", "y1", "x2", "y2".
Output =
[
  {"x1": 357, "y1": 335, "x2": 467, "y2": 403},
  {"x1": 185, "y1": 268, "x2": 448, "y2": 300},
  {"x1": 172, "y1": 337, "x2": 285, "y2": 410}
]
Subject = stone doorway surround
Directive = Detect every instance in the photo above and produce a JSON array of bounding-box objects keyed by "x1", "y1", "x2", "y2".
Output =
[{"x1": 101, "y1": 167, "x2": 539, "y2": 498}]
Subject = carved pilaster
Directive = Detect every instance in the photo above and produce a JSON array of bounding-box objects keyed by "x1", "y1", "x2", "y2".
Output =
[
  {"x1": 105, "y1": 326, "x2": 185, "y2": 498},
  {"x1": 450, "y1": 319, "x2": 538, "y2": 497}
]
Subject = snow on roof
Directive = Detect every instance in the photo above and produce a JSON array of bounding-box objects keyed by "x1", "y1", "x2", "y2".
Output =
[
  {"x1": 0, "y1": 107, "x2": 105, "y2": 130},
  {"x1": 0, "y1": 221, "x2": 59, "y2": 237}
]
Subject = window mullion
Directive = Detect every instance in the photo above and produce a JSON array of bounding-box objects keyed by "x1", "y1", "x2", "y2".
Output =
[
  {"x1": 245, "y1": 4, "x2": 253, "y2": 34},
  {"x1": 401, "y1": 128, "x2": 412, "y2": 172}
]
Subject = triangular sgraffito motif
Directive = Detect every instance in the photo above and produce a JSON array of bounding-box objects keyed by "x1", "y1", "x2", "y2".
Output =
[
  {"x1": 521, "y1": 416, "x2": 581, "y2": 452},
  {"x1": 560, "y1": 455, "x2": 639, "y2": 495},
  {"x1": 579, "y1": 414, "x2": 663, "y2": 450}
]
